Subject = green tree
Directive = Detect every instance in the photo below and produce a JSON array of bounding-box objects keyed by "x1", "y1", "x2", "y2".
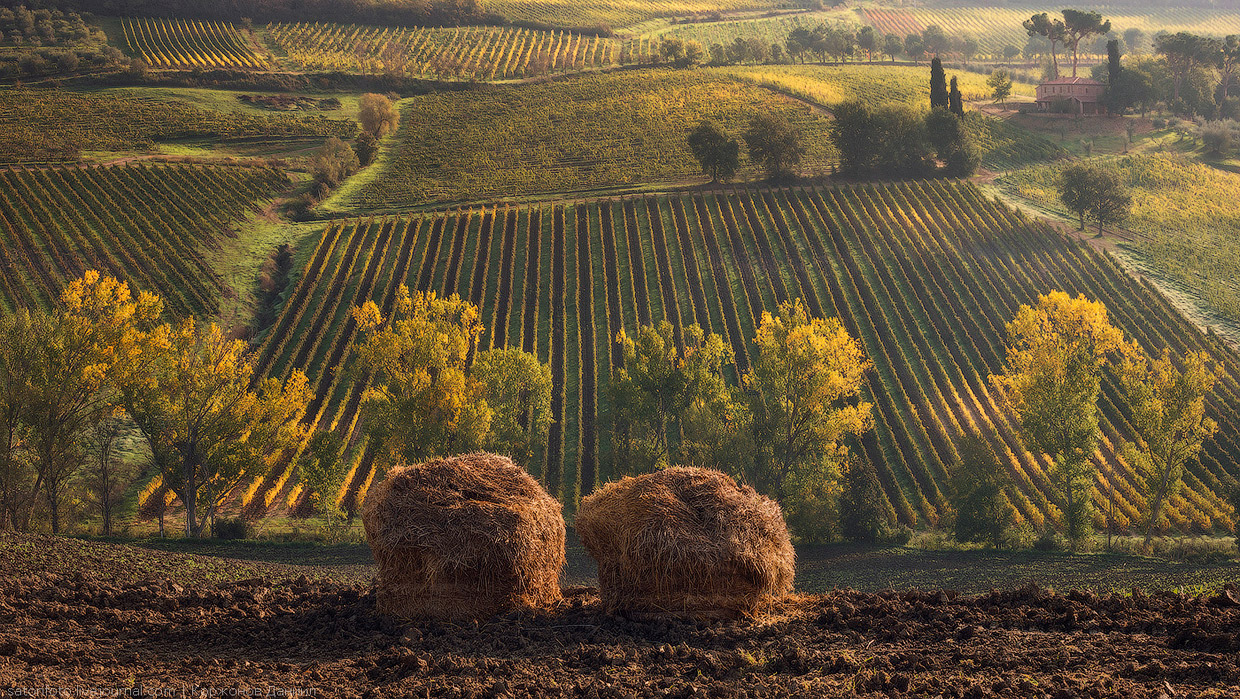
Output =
[
  {"x1": 741, "y1": 298, "x2": 872, "y2": 504},
  {"x1": 1220, "y1": 35, "x2": 1240, "y2": 100},
  {"x1": 883, "y1": 33, "x2": 902, "y2": 62},
  {"x1": 687, "y1": 119, "x2": 740, "y2": 183},
  {"x1": 930, "y1": 56, "x2": 949, "y2": 109},
  {"x1": 351, "y1": 287, "x2": 491, "y2": 463},
  {"x1": 926, "y1": 107, "x2": 979, "y2": 177},
  {"x1": 838, "y1": 456, "x2": 887, "y2": 543},
  {"x1": 743, "y1": 113, "x2": 805, "y2": 180},
  {"x1": 988, "y1": 69, "x2": 1013, "y2": 109},
  {"x1": 607, "y1": 322, "x2": 733, "y2": 476},
  {"x1": 1003, "y1": 44, "x2": 1020, "y2": 66},
  {"x1": 659, "y1": 37, "x2": 705, "y2": 68},
  {"x1": 123, "y1": 319, "x2": 311, "y2": 537},
  {"x1": 857, "y1": 25, "x2": 876, "y2": 62},
  {"x1": 1057, "y1": 163, "x2": 1131, "y2": 234},
  {"x1": 297, "y1": 431, "x2": 346, "y2": 517},
  {"x1": 473, "y1": 347, "x2": 553, "y2": 472},
  {"x1": 904, "y1": 34, "x2": 925, "y2": 63},
  {"x1": 922, "y1": 24, "x2": 949, "y2": 56},
  {"x1": 358, "y1": 92, "x2": 400, "y2": 137},
  {"x1": 354, "y1": 131, "x2": 379, "y2": 167},
  {"x1": 1157, "y1": 32, "x2": 1222, "y2": 103},
  {"x1": 0, "y1": 311, "x2": 33, "y2": 531},
  {"x1": 948, "y1": 75, "x2": 964, "y2": 116},
  {"x1": 950, "y1": 434, "x2": 1011, "y2": 547},
  {"x1": 990, "y1": 291, "x2": 1126, "y2": 544},
  {"x1": 961, "y1": 37, "x2": 979, "y2": 65},
  {"x1": 1061, "y1": 9, "x2": 1111, "y2": 77},
  {"x1": 1118, "y1": 347, "x2": 1218, "y2": 547},
  {"x1": 1023, "y1": 12, "x2": 1066, "y2": 78}
]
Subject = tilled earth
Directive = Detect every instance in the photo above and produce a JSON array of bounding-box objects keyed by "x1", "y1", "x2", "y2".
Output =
[{"x1": 2, "y1": 570, "x2": 1240, "y2": 698}]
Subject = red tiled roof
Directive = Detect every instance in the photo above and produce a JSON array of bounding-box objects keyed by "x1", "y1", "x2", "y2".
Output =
[{"x1": 1040, "y1": 77, "x2": 1102, "y2": 85}]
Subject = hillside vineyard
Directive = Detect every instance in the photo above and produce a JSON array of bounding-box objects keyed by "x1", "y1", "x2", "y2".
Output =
[
  {"x1": 240, "y1": 181, "x2": 1240, "y2": 531},
  {"x1": 0, "y1": 164, "x2": 290, "y2": 317}
]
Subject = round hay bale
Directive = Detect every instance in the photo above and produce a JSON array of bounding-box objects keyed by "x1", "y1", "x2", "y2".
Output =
[
  {"x1": 576, "y1": 466, "x2": 794, "y2": 618},
  {"x1": 362, "y1": 452, "x2": 565, "y2": 621}
]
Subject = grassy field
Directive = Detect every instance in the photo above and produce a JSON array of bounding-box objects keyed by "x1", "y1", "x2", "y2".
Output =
[
  {"x1": 252, "y1": 181, "x2": 1240, "y2": 537},
  {"x1": 718, "y1": 64, "x2": 1036, "y2": 108},
  {"x1": 999, "y1": 153, "x2": 1240, "y2": 327},
  {"x1": 325, "y1": 69, "x2": 836, "y2": 211}
]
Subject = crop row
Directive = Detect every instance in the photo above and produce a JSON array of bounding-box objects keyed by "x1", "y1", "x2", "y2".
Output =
[
  {"x1": 0, "y1": 163, "x2": 290, "y2": 318},
  {"x1": 244, "y1": 181, "x2": 1240, "y2": 530},
  {"x1": 122, "y1": 17, "x2": 268, "y2": 70},
  {"x1": 267, "y1": 22, "x2": 616, "y2": 81}
]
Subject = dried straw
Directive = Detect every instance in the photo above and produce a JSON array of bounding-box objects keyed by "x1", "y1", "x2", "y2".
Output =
[
  {"x1": 576, "y1": 466, "x2": 794, "y2": 618},
  {"x1": 362, "y1": 452, "x2": 565, "y2": 621}
]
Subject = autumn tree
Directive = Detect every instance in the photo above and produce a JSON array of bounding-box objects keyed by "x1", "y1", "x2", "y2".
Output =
[
  {"x1": 1118, "y1": 347, "x2": 1218, "y2": 547},
  {"x1": 352, "y1": 287, "x2": 491, "y2": 463},
  {"x1": 473, "y1": 347, "x2": 553, "y2": 472},
  {"x1": 312, "y1": 136, "x2": 360, "y2": 188},
  {"x1": 991, "y1": 291, "x2": 1125, "y2": 544},
  {"x1": 741, "y1": 299, "x2": 872, "y2": 505},
  {"x1": 607, "y1": 322, "x2": 733, "y2": 476},
  {"x1": 743, "y1": 114, "x2": 805, "y2": 180},
  {"x1": 121, "y1": 319, "x2": 312, "y2": 537},
  {"x1": 687, "y1": 119, "x2": 740, "y2": 183},
  {"x1": 22, "y1": 272, "x2": 161, "y2": 533},
  {"x1": 358, "y1": 92, "x2": 400, "y2": 137}
]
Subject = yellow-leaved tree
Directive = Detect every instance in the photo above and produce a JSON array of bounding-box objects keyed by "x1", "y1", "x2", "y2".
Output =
[
  {"x1": 352, "y1": 287, "x2": 491, "y2": 463},
  {"x1": 1118, "y1": 345, "x2": 1218, "y2": 546},
  {"x1": 10, "y1": 272, "x2": 162, "y2": 533},
  {"x1": 991, "y1": 291, "x2": 1125, "y2": 544},
  {"x1": 742, "y1": 299, "x2": 872, "y2": 541},
  {"x1": 121, "y1": 319, "x2": 312, "y2": 537}
]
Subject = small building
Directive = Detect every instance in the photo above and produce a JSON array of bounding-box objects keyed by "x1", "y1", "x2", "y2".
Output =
[{"x1": 1035, "y1": 77, "x2": 1105, "y2": 115}]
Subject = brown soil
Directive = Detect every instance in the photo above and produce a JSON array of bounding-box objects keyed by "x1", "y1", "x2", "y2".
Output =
[{"x1": 2, "y1": 537, "x2": 1239, "y2": 697}]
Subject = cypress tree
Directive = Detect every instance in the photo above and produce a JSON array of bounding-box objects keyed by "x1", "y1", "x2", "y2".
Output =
[
  {"x1": 949, "y1": 75, "x2": 964, "y2": 115},
  {"x1": 1105, "y1": 39, "x2": 1122, "y2": 114},
  {"x1": 930, "y1": 56, "x2": 949, "y2": 109}
]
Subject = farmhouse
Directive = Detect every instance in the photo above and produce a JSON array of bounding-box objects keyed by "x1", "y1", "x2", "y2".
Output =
[{"x1": 1036, "y1": 77, "x2": 1105, "y2": 115}]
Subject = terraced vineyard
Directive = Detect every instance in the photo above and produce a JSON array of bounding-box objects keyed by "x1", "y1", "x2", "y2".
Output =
[
  {"x1": 331, "y1": 69, "x2": 835, "y2": 211},
  {"x1": 267, "y1": 23, "x2": 619, "y2": 80},
  {"x1": 121, "y1": 17, "x2": 270, "y2": 70},
  {"x1": 0, "y1": 90, "x2": 357, "y2": 164},
  {"x1": 0, "y1": 163, "x2": 290, "y2": 318},
  {"x1": 257, "y1": 181, "x2": 1240, "y2": 533}
]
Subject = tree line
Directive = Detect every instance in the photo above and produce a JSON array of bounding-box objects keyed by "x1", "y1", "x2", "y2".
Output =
[
  {"x1": 1, "y1": 272, "x2": 1220, "y2": 549},
  {"x1": 686, "y1": 61, "x2": 981, "y2": 184}
]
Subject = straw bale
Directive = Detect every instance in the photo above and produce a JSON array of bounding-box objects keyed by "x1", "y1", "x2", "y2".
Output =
[
  {"x1": 576, "y1": 466, "x2": 794, "y2": 618},
  {"x1": 362, "y1": 452, "x2": 565, "y2": 621}
]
